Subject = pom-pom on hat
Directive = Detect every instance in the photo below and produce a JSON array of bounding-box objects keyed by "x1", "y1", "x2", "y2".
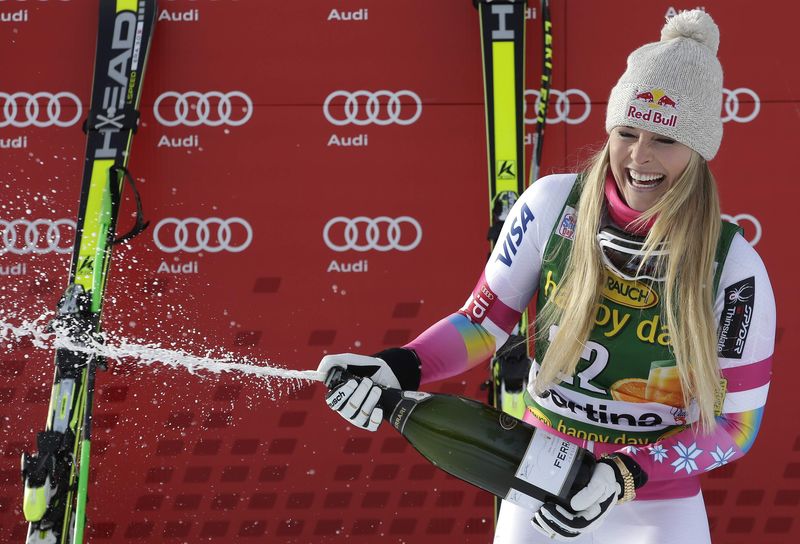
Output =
[{"x1": 605, "y1": 10, "x2": 723, "y2": 160}]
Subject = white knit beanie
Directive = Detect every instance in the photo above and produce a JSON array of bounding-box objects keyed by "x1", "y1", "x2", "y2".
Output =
[{"x1": 605, "y1": 10, "x2": 723, "y2": 160}]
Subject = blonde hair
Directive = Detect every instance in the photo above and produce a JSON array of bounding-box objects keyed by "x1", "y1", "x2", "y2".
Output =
[{"x1": 534, "y1": 144, "x2": 722, "y2": 431}]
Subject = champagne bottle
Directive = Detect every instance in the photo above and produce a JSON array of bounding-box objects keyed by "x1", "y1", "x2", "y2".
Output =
[{"x1": 325, "y1": 368, "x2": 597, "y2": 511}]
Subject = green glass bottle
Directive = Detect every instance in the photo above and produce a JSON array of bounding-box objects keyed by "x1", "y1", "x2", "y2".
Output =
[{"x1": 326, "y1": 368, "x2": 596, "y2": 510}]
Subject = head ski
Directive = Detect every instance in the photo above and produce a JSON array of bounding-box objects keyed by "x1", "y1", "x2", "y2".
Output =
[{"x1": 20, "y1": 1, "x2": 158, "y2": 543}]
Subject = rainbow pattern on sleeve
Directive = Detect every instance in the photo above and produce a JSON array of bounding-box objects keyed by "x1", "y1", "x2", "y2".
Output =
[
  {"x1": 448, "y1": 314, "x2": 496, "y2": 368},
  {"x1": 723, "y1": 406, "x2": 764, "y2": 454}
]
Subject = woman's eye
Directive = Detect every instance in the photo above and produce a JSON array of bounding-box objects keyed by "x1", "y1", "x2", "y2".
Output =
[
  {"x1": 657, "y1": 138, "x2": 676, "y2": 144},
  {"x1": 618, "y1": 131, "x2": 634, "y2": 138}
]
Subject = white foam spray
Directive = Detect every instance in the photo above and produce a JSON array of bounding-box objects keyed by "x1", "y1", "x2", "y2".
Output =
[{"x1": 0, "y1": 314, "x2": 326, "y2": 399}]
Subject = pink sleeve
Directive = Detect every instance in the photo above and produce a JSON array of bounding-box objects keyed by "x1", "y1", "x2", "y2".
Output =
[
  {"x1": 404, "y1": 265, "x2": 526, "y2": 383},
  {"x1": 405, "y1": 312, "x2": 494, "y2": 384},
  {"x1": 406, "y1": 309, "x2": 519, "y2": 385},
  {"x1": 406, "y1": 271, "x2": 525, "y2": 384},
  {"x1": 614, "y1": 355, "x2": 771, "y2": 484}
]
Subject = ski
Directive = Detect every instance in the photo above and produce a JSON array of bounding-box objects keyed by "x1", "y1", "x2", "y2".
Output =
[
  {"x1": 475, "y1": 0, "x2": 529, "y2": 418},
  {"x1": 20, "y1": 1, "x2": 157, "y2": 543},
  {"x1": 475, "y1": 0, "x2": 546, "y2": 522}
]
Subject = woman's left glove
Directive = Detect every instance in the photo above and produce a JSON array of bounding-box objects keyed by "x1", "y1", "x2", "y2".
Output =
[{"x1": 531, "y1": 453, "x2": 645, "y2": 541}]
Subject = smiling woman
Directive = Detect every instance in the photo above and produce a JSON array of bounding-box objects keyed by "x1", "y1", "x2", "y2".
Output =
[{"x1": 317, "y1": 8, "x2": 776, "y2": 544}]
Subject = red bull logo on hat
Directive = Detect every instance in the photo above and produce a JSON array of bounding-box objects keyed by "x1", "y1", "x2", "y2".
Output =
[{"x1": 627, "y1": 87, "x2": 680, "y2": 128}]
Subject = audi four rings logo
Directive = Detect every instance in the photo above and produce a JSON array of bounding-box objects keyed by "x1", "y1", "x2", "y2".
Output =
[
  {"x1": 0, "y1": 92, "x2": 82, "y2": 128},
  {"x1": 323, "y1": 90, "x2": 423, "y2": 126},
  {"x1": 153, "y1": 91, "x2": 253, "y2": 127},
  {"x1": 722, "y1": 88, "x2": 760, "y2": 123},
  {"x1": 524, "y1": 89, "x2": 591, "y2": 125},
  {"x1": 722, "y1": 213, "x2": 762, "y2": 246},
  {"x1": 1, "y1": 219, "x2": 75, "y2": 255},
  {"x1": 323, "y1": 216, "x2": 423, "y2": 252},
  {"x1": 153, "y1": 217, "x2": 253, "y2": 253}
]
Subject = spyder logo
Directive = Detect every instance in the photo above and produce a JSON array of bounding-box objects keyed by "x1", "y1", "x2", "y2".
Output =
[{"x1": 727, "y1": 282, "x2": 753, "y2": 303}]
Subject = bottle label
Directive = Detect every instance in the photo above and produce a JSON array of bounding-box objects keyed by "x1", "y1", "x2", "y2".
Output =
[
  {"x1": 389, "y1": 391, "x2": 432, "y2": 434},
  {"x1": 505, "y1": 488, "x2": 543, "y2": 511},
  {"x1": 515, "y1": 431, "x2": 578, "y2": 497}
]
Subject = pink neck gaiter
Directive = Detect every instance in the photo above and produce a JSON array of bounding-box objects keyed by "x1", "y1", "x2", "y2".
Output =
[{"x1": 604, "y1": 173, "x2": 656, "y2": 234}]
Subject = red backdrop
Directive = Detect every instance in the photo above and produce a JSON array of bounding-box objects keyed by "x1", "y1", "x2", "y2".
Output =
[{"x1": 1, "y1": 1, "x2": 798, "y2": 542}]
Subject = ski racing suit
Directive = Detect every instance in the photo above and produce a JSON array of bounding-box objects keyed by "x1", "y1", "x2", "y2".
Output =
[{"x1": 404, "y1": 174, "x2": 776, "y2": 543}]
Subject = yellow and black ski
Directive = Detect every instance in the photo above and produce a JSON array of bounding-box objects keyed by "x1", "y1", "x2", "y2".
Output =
[
  {"x1": 476, "y1": 0, "x2": 528, "y2": 421},
  {"x1": 20, "y1": 1, "x2": 157, "y2": 542},
  {"x1": 474, "y1": 0, "x2": 553, "y2": 521}
]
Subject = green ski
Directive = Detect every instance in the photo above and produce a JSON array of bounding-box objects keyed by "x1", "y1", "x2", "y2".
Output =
[{"x1": 20, "y1": 1, "x2": 157, "y2": 542}]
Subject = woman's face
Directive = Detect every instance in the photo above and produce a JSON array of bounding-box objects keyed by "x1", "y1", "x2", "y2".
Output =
[{"x1": 608, "y1": 126, "x2": 693, "y2": 212}]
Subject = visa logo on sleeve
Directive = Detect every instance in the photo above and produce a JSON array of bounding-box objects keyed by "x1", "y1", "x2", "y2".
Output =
[{"x1": 495, "y1": 202, "x2": 535, "y2": 267}]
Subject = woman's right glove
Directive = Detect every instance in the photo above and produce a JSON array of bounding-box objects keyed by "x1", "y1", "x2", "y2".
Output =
[{"x1": 318, "y1": 348, "x2": 422, "y2": 432}]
